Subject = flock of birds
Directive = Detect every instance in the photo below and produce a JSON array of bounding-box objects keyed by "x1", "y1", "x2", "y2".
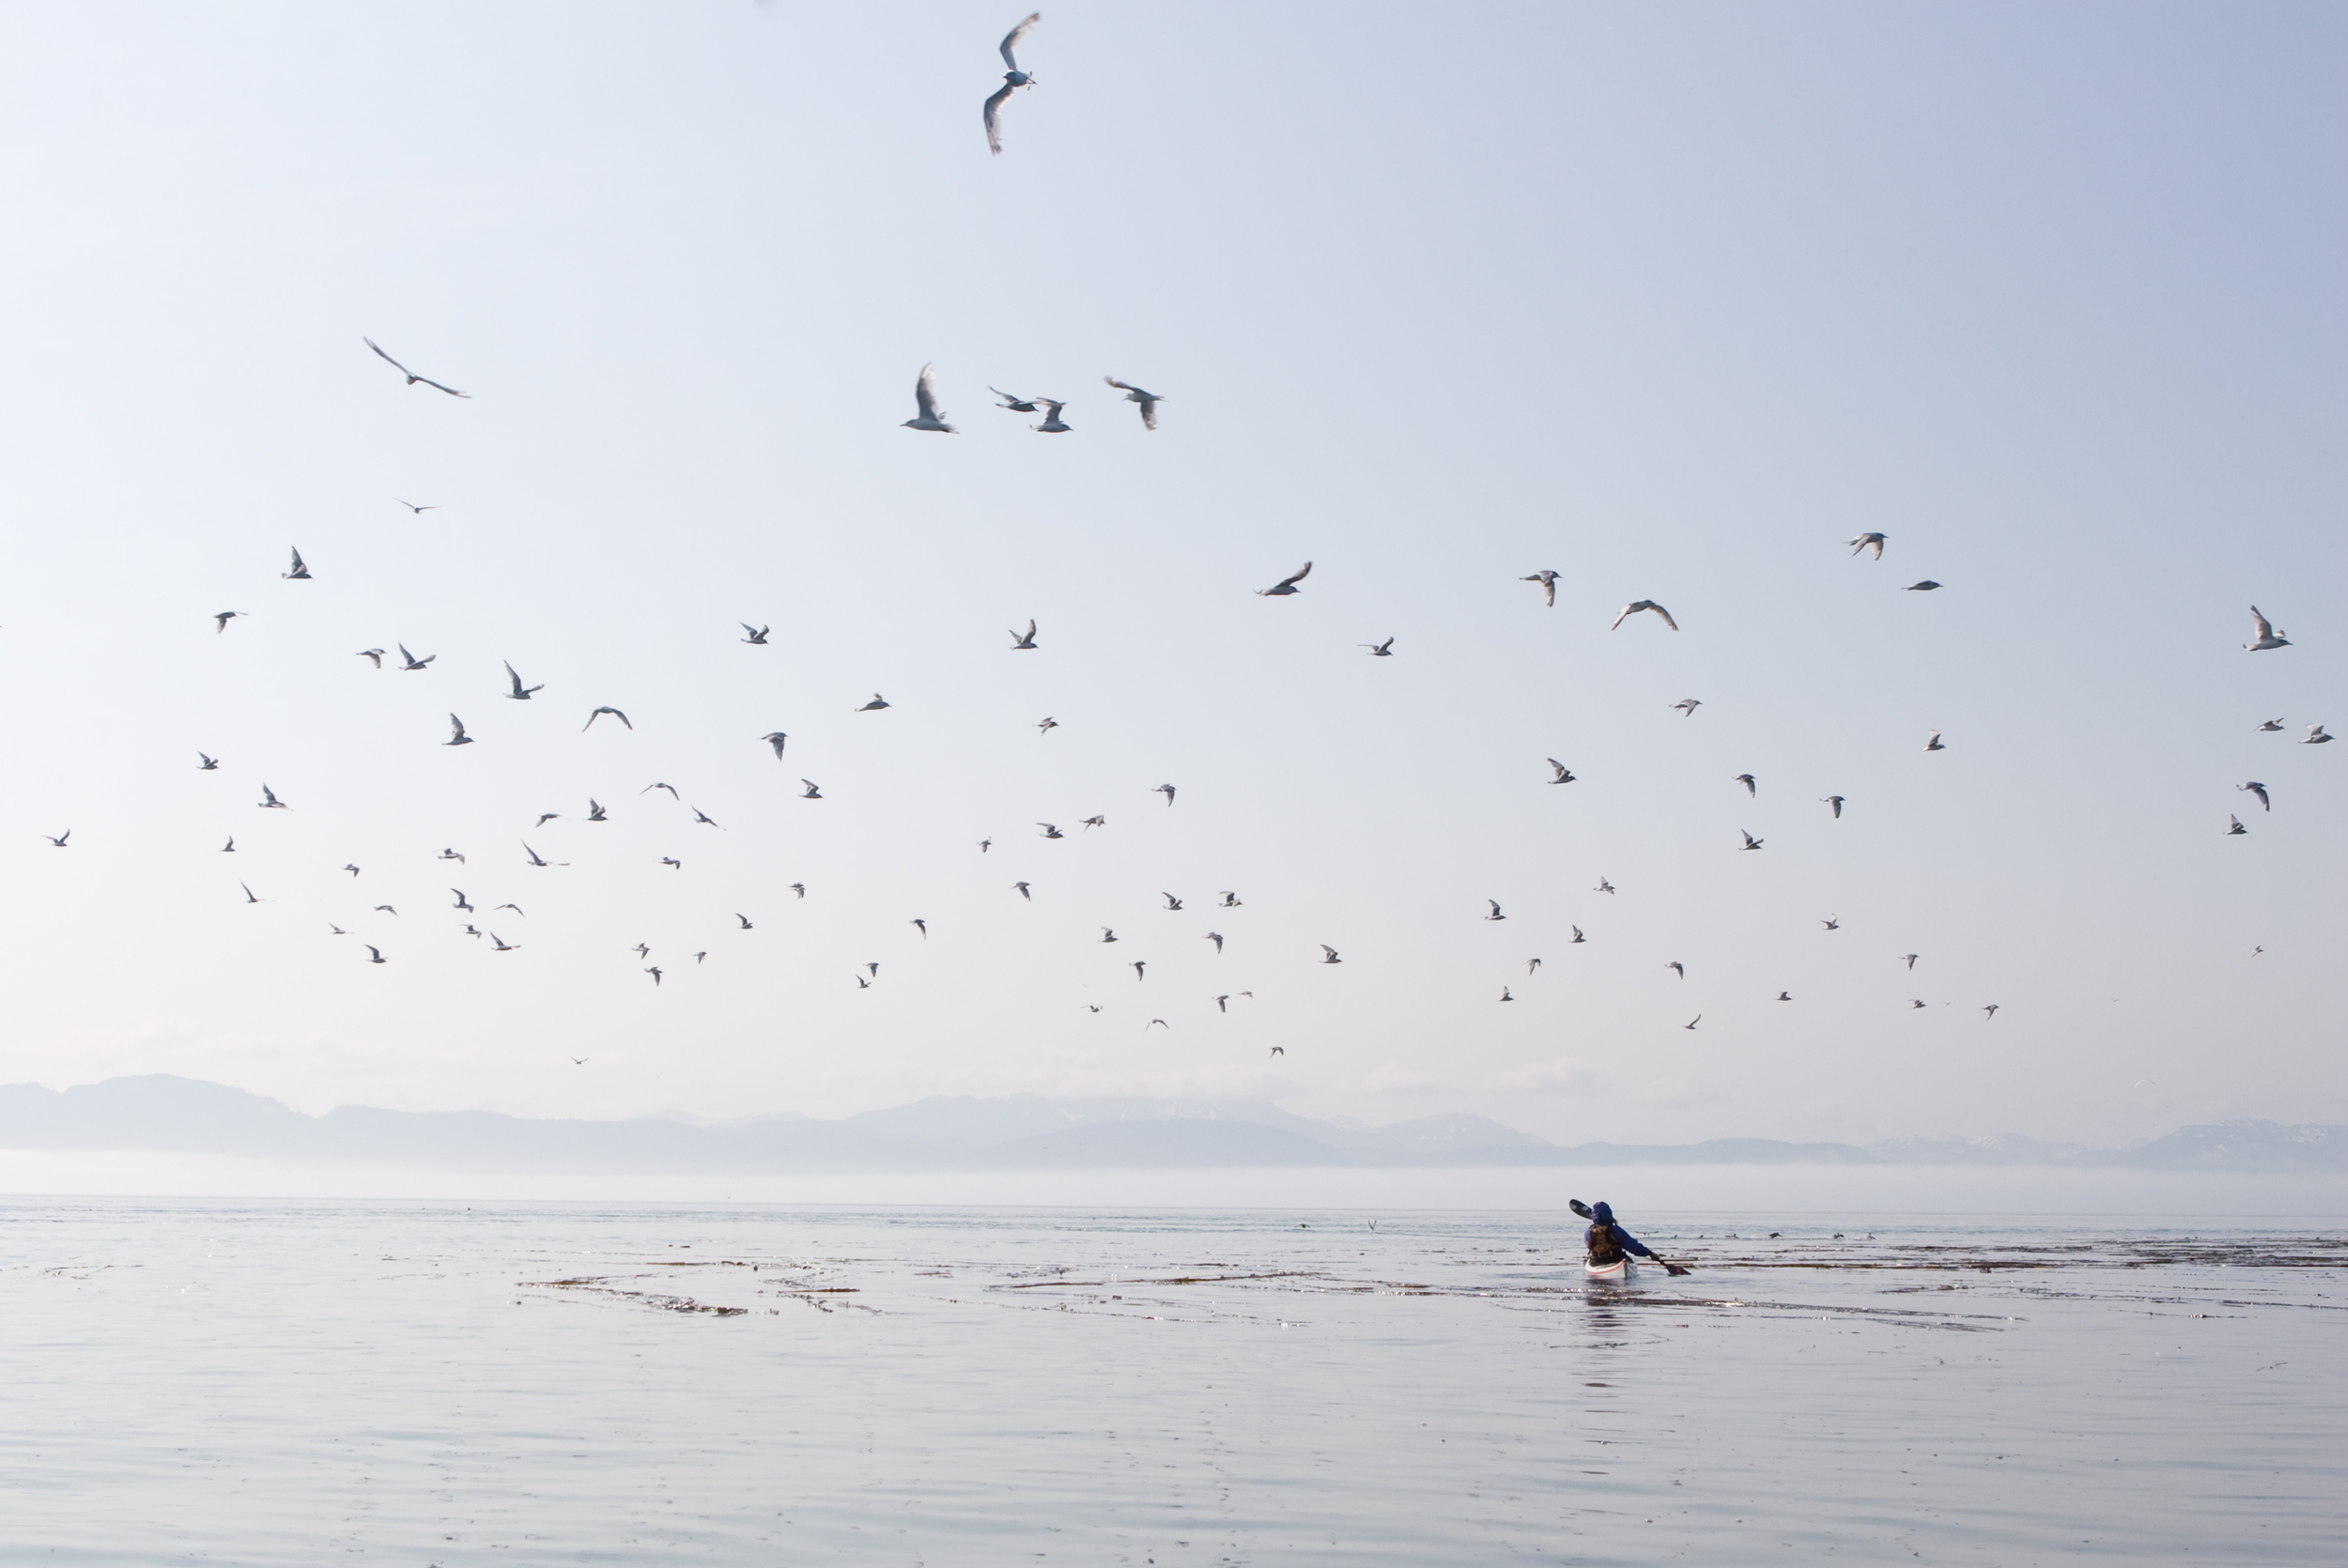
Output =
[{"x1": 43, "y1": 14, "x2": 2328, "y2": 1063}]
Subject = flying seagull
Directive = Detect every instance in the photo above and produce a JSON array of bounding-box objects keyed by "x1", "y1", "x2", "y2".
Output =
[
  {"x1": 660, "y1": 857, "x2": 681, "y2": 869},
  {"x1": 1666, "y1": 961, "x2": 1684, "y2": 979},
  {"x1": 1738, "y1": 829, "x2": 1763, "y2": 850},
  {"x1": 1847, "y1": 533, "x2": 1886, "y2": 560},
  {"x1": 644, "y1": 967, "x2": 663, "y2": 986},
  {"x1": 2244, "y1": 607, "x2": 2290, "y2": 652},
  {"x1": 1500, "y1": 988, "x2": 1515, "y2": 1002},
  {"x1": 1100, "y1": 928, "x2": 1119, "y2": 943},
  {"x1": 1485, "y1": 899, "x2": 1506, "y2": 922},
  {"x1": 2226, "y1": 815, "x2": 2248, "y2": 836},
  {"x1": 761, "y1": 732, "x2": 789, "y2": 759},
  {"x1": 790, "y1": 884, "x2": 805, "y2": 899},
  {"x1": 692, "y1": 807, "x2": 720, "y2": 828},
  {"x1": 1012, "y1": 882, "x2": 1030, "y2": 900},
  {"x1": 1823, "y1": 795, "x2": 1845, "y2": 818},
  {"x1": 503, "y1": 662, "x2": 541, "y2": 699},
  {"x1": 494, "y1": 903, "x2": 524, "y2": 915},
  {"x1": 1683, "y1": 1015, "x2": 1701, "y2": 1031},
  {"x1": 982, "y1": 14, "x2": 1040, "y2": 156},
  {"x1": 1777, "y1": 992, "x2": 1792, "y2": 1001},
  {"x1": 1132, "y1": 961, "x2": 1147, "y2": 980},
  {"x1": 213, "y1": 611, "x2": 244, "y2": 633},
  {"x1": 221, "y1": 838, "x2": 233, "y2": 852},
  {"x1": 1821, "y1": 915, "x2": 1840, "y2": 930},
  {"x1": 393, "y1": 499, "x2": 438, "y2": 514},
  {"x1": 198, "y1": 753, "x2": 219, "y2": 770},
  {"x1": 643, "y1": 782, "x2": 679, "y2": 799},
  {"x1": 1163, "y1": 893, "x2": 1182, "y2": 911},
  {"x1": 397, "y1": 643, "x2": 434, "y2": 671},
  {"x1": 1735, "y1": 774, "x2": 1755, "y2": 795},
  {"x1": 452, "y1": 890, "x2": 473, "y2": 912},
  {"x1": 1037, "y1": 716, "x2": 1058, "y2": 734},
  {"x1": 741, "y1": 623, "x2": 769, "y2": 644},
  {"x1": 1204, "y1": 931, "x2": 1224, "y2": 952},
  {"x1": 1984, "y1": 1005, "x2": 2000, "y2": 1020},
  {"x1": 800, "y1": 779, "x2": 823, "y2": 798},
  {"x1": 1030, "y1": 398, "x2": 1072, "y2": 433},
  {"x1": 42, "y1": 831, "x2": 69, "y2": 847},
  {"x1": 1079, "y1": 815, "x2": 1105, "y2": 829},
  {"x1": 1595, "y1": 877, "x2": 1614, "y2": 895},
  {"x1": 492, "y1": 936, "x2": 519, "y2": 951},
  {"x1": 1321, "y1": 945, "x2": 1342, "y2": 964},
  {"x1": 1104, "y1": 377, "x2": 1163, "y2": 429},
  {"x1": 364, "y1": 338, "x2": 469, "y2": 397},
  {"x1": 344, "y1": 865, "x2": 361, "y2": 876},
  {"x1": 1909, "y1": 999, "x2": 1927, "y2": 1009},
  {"x1": 585, "y1": 800, "x2": 608, "y2": 822},
  {"x1": 1673, "y1": 698, "x2": 1703, "y2": 717},
  {"x1": 444, "y1": 714, "x2": 473, "y2": 746},
  {"x1": 1362, "y1": 637, "x2": 1395, "y2": 656},
  {"x1": 364, "y1": 945, "x2": 386, "y2": 964},
  {"x1": 357, "y1": 649, "x2": 384, "y2": 668},
  {"x1": 1902, "y1": 954, "x2": 1919, "y2": 970},
  {"x1": 1037, "y1": 822, "x2": 1062, "y2": 838},
  {"x1": 440, "y1": 847, "x2": 466, "y2": 863},
  {"x1": 240, "y1": 882, "x2": 259, "y2": 902},
  {"x1": 2257, "y1": 717, "x2": 2286, "y2": 731},
  {"x1": 903, "y1": 363, "x2": 956, "y2": 432},
  {"x1": 1547, "y1": 759, "x2": 1577, "y2": 784},
  {"x1": 1154, "y1": 783, "x2": 1177, "y2": 807},
  {"x1": 1924, "y1": 730, "x2": 1946, "y2": 751},
  {"x1": 857, "y1": 694, "x2": 891, "y2": 712},
  {"x1": 1258, "y1": 561, "x2": 1312, "y2": 599},
  {"x1": 2305, "y1": 725, "x2": 2333, "y2": 745},
  {"x1": 583, "y1": 706, "x2": 631, "y2": 731},
  {"x1": 912, "y1": 918, "x2": 927, "y2": 938},
  {"x1": 1610, "y1": 600, "x2": 1677, "y2": 631},
  {"x1": 1905, "y1": 581, "x2": 1941, "y2": 592},
  {"x1": 522, "y1": 842, "x2": 548, "y2": 867},
  {"x1": 1527, "y1": 958, "x2": 1542, "y2": 975},
  {"x1": 1522, "y1": 570, "x2": 1560, "y2": 607},
  {"x1": 533, "y1": 812, "x2": 559, "y2": 826},
  {"x1": 978, "y1": 838, "x2": 992, "y2": 853},
  {"x1": 2238, "y1": 782, "x2": 2270, "y2": 811},
  {"x1": 1010, "y1": 621, "x2": 1038, "y2": 650},
  {"x1": 258, "y1": 784, "x2": 287, "y2": 809},
  {"x1": 283, "y1": 548, "x2": 312, "y2": 580},
  {"x1": 1569, "y1": 926, "x2": 1584, "y2": 944},
  {"x1": 1217, "y1": 891, "x2": 1242, "y2": 907},
  {"x1": 991, "y1": 388, "x2": 1039, "y2": 412},
  {"x1": 1215, "y1": 995, "x2": 1229, "y2": 1013}
]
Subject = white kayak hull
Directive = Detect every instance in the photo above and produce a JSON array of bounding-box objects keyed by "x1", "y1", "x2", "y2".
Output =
[{"x1": 1584, "y1": 1255, "x2": 1636, "y2": 1282}]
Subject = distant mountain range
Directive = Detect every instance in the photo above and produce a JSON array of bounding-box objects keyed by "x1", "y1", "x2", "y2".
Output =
[{"x1": 0, "y1": 1076, "x2": 2340, "y2": 1172}]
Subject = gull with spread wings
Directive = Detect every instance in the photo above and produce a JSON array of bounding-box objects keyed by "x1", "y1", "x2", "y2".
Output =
[{"x1": 364, "y1": 338, "x2": 469, "y2": 397}]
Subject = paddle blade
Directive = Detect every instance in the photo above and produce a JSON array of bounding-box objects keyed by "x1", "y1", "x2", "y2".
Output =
[{"x1": 1568, "y1": 1198, "x2": 1593, "y2": 1219}]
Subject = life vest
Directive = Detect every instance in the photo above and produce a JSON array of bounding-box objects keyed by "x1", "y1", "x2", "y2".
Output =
[{"x1": 1586, "y1": 1223, "x2": 1626, "y2": 1264}]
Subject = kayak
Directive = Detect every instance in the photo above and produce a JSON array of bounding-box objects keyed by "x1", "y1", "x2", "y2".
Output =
[{"x1": 1584, "y1": 1255, "x2": 1636, "y2": 1283}]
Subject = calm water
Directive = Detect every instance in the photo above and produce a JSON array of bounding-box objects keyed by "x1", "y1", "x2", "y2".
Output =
[{"x1": 1, "y1": 1200, "x2": 2340, "y2": 1565}]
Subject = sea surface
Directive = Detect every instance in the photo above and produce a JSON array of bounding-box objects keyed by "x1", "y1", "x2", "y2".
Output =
[{"x1": 1, "y1": 1199, "x2": 2340, "y2": 1565}]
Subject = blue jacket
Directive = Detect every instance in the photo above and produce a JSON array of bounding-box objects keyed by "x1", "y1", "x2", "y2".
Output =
[{"x1": 1586, "y1": 1201, "x2": 1656, "y2": 1258}]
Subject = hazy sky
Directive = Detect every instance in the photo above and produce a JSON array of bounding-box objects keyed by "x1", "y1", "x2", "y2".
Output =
[{"x1": 0, "y1": 1, "x2": 2338, "y2": 1145}]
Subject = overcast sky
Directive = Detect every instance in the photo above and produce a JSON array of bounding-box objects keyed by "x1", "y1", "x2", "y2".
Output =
[{"x1": 0, "y1": 1, "x2": 2337, "y2": 1146}]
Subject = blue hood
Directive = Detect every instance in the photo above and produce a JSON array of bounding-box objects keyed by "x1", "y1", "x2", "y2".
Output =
[{"x1": 1590, "y1": 1202, "x2": 1614, "y2": 1225}]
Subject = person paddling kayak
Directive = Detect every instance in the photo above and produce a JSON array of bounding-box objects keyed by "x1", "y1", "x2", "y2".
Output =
[
  {"x1": 1584, "y1": 1201, "x2": 1657, "y2": 1268},
  {"x1": 1568, "y1": 1197, "x2": 1691, "y2": 1275}
]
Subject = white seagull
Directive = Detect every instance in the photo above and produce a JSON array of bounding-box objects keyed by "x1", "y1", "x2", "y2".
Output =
[
  {"x1": 1257, "y1": 561, "x2": 1312, "y2": 596},
  {"x1": 903, "y1": 364, "x2": 956, "y2": 432},
  {"x1": 1030, "y1": 398, "x2": 1072, "y2": 433},
  {"x1": 1010, "y1": 621, "x2": 1038, "y2": 650},
  {"x1": 1610, "y1": 600, "x2": 1678, "y2": 631},
  {"x1": 283, "y1": 548, "x2": 312, "y2": 580},
  {"x1": 2244, "y1": 607, "x2": 2290, "y2": 652},
  {"x1": 1847, "y1": 533, "x2": 1886, "y2": 560},
  {"x1": 364, "y1": 337, "x2": 469, "y2": 397},
  {"x1": 1522, "y1": 570, "x2": 1559, "y2": 606},
  {"x1": 444, "y1": 714, "x2": 473, "y2": 746},
  {"x1": 503, "y1": 662, "x2": 542, "y2": 699},
  {"x1": 2305, "y1": 725, "x2": 2333, "y2": 745},
  {"x1": 1104, "y1": 377, "x2": 1163, "y2": 429},
  {"x1": 583, "y1": 706, "x2": 631, "y2": 731}
]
